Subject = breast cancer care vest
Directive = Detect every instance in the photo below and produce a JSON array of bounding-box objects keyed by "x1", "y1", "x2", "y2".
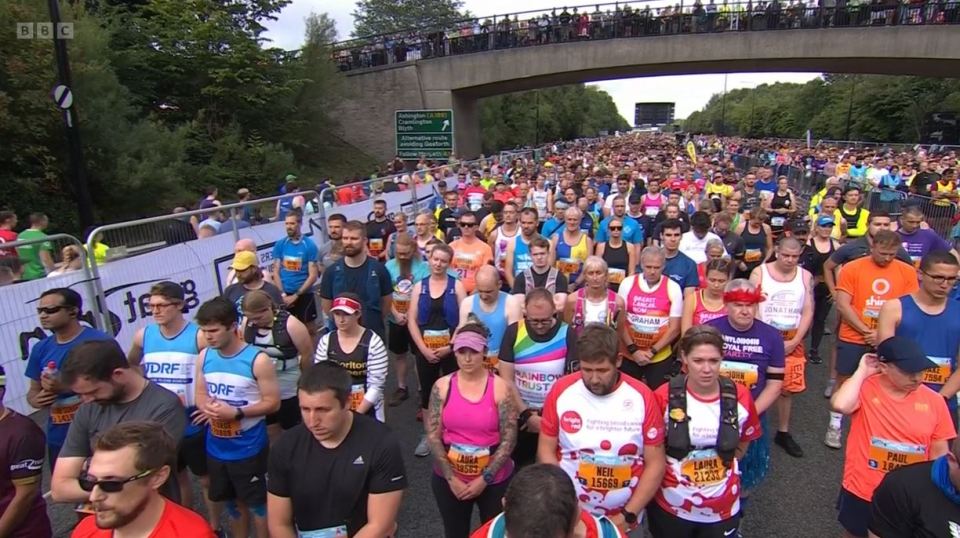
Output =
[{"x1": 624, "y1": 276, "x2": 673, "y2": 363}]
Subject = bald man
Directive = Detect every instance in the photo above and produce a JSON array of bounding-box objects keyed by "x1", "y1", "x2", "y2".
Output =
[
  {"x1": 459, "y1": 266, "x2": 522, "y2": 373},
  {"x1": 225, "y1": 238, "x2": 258, "y2": 285}
]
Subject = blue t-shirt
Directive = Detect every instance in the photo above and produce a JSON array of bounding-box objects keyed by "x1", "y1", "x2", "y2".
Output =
[
  {"x1": 595, "y1": 215, "x2": 644, "y2": 244},
  {"x1": 706, "y1": 316, "x2": 786, "y2": 402},
  {"x1": 663, "y1": 252, "x2": 700, "y2": 290},
  {"x1": 25, "y1": 326, "x2": 114, "y2": 447},
  {"x1": 755, "y1": 179, "x2": 777, "y2": 194},
  {"x1": 272, "y1": 236, "x2": 319, "y2": 294},
  {"x1": 542, "y1": 218, "x2": 564, "y2": 238}
]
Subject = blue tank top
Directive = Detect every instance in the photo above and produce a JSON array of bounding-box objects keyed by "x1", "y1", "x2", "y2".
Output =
[
  {"x1": 202, "y1": 345, "x2": 267, "y2": 461},
  {"x1": 143, "y1": 323, "x2": 202, "y2": 437},
  {"x1": 472, "y1": 292, "x2": 508, "y2": 355},
  {"x1": 513, "y1": 237, "x2": 534, "y2": 276},
  {"x1": 897, "y1": 294, "x2": 960, "y2": 411}
]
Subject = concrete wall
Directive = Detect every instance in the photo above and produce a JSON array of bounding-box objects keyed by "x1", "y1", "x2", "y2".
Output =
[{"x1": 331, "y1": 26, "x2": 960, "y2": 160}]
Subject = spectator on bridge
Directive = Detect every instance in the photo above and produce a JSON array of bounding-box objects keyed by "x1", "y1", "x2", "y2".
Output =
[
  {"x1": 0, "y1": 210, "x2": 17, "y2": 257},
  {"x1": 162, "y1": 207, "x2": 198, "y2": 247},
  {"x1": 48, "y1": 245, "x2": 83, "y2": 277},
  {"x1": 16, "y1": 212, "x2": 54, "y2": 280}
]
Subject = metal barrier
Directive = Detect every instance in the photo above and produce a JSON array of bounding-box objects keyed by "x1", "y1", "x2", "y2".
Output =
[
  {"x1": 2, "y1": 234, "x2": 102, "y2": 331},
  {"x1": 866, "y1": 188, "x2": 958, "y2": 237}
]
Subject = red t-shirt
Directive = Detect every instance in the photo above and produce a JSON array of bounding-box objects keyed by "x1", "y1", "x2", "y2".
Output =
[
  {"x1": 0, "y1": 229, "x2": 17, "y2": 257},
  {"x1": 71, "y1": 498, "x2": 215, "y2": 538}
]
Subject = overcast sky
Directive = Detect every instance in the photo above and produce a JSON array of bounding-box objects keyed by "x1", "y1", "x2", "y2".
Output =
[{"x1": 262, "y1": 0, "x2": 821, "y2": 121}]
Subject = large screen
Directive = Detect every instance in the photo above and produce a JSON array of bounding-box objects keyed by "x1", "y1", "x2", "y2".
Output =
[{"x1": 634, "y1": 102, "x2": 675, "y2": 127}]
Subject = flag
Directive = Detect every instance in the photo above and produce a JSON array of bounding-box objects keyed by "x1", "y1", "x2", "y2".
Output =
[{"x1": 686, "y1": 141, "x2": 697, "y2": 163}]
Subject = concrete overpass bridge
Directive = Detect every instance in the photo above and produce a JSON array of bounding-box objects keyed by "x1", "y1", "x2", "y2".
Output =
[{"x1": 331, "y1": 19, "x2": 960, "y2": 160}]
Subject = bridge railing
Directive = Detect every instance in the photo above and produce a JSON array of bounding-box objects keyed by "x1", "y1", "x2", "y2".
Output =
[{"x1": 332, "y1": 1, "x2": 959, "y2": 72}]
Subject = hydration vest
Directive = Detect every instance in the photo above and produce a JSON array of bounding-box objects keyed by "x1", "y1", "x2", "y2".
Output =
[
  {"x1": 665, "y1": 375, "x2": 740, "y2": 468},
  {"x1": 523, "y1": 267, "x2": 560, "y2": 294},
  {"x1": 243, "y1": 309, "x2": 298, "y2": 366},
  {"x1": 416, "y1": 276, "x2": 460, "y2": 330},
  {"x1": 571, "y1": 288, "x2": 619, "y2": 332}
]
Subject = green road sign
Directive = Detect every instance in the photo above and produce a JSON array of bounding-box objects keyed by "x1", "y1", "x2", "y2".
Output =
[{"x1": 395, "y1": 109, "x2": 454, "y2": 159}]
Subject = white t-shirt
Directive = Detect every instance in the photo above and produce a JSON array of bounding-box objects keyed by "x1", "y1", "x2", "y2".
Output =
[{"x1": 678, "y1": 231, "x2": 727, "y2": 265}]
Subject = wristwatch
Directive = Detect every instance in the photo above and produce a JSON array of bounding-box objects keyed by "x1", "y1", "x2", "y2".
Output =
[
  {"x1": 620, "y1": 508, "x2": 638, "y2": 525},
  {"x1": 235, "y1": 407, "x2": 245, "y2": 421},
  {"x1": 627, "y1": 343, "x2": 640, "y2": 354},
  {"x1": 482, "y1": 469, "x2": 496, "y2": 485}
]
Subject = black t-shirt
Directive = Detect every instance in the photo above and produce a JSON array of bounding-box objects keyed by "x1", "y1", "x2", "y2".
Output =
[
  {"x1": 511, "y1": 267, "x2": 570, "y2": 295},
  {"x1": 438, "y1": 208, "x2": 459, "y2": 235},
  {"x1": 913, "y1": 171, "x2": 941, "y2": 195},
  {"x1": 267, "y1": 415, "x2": 407, "y2": 535},
  {"x1": 870, "y1": 460, "x2": 960, "y2": 538}
]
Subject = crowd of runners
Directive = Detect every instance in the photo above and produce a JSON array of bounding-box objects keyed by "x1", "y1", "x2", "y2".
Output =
[{"x1": 3, "y1": 134, "x2": 960, "y2": 538}]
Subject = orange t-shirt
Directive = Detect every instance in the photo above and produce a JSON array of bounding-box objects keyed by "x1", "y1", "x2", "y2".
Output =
[
  {"x1": 448, "y1": 238, "x2": 493, "y2": 294},
  {"x1": 71, "y1": 498, "x2": 216, "y2": 538},
  {"x1": 836, "y1": 257, "x2": 918, "y2": 345},
  {"x1": 842, "y1": 375, "x2": 955, "y2": 501}
]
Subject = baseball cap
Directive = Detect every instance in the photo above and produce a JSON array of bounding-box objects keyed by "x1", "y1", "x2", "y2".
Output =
[
  {"x1": 876, "y1": 336, "x2": 937, "y2": 374},
  {"x1": 331, "y1": 296, "x2": 361, "y2": 315},
  {"x1": 152, "y1": 281, "x2": 185, "y2": 301},
  {"x1": 230, "y1": 251, "x2": 258, "y2": 271},
  {"x1": 816, "y1": 215, "x2": 836, "y2": 227},
  {"x1": 285, "y1": 174, "x2": 298, "y2": 182},
  {"x1": 237, "y1": 188, "x2": 250, "y2": 196}
]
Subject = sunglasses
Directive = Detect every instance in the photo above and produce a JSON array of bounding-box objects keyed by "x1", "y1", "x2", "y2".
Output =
[
  {"x1": 609, "y1": 226, "x2": 623, "y2": 231},
  {"x1": 36, "y1": 306, "x2": 68, "y2": 315},
  {"x1": 459, "y1": 222, "x2": 477, "y2": 228},
  {"x1": 79, "y1": 468, "x2": 155, "y2": 493}
]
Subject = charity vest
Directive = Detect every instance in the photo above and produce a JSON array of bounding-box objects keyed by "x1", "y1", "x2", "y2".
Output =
[
  {"x1": 511, "y1": 321, "x2": 569, "y2": 410},
  {"x1": 202, "y1": 345, "x2": 267, "y2": 461},
  {"x1": 512, "y1": 236, "x2": 535, "y2": 276},
  {"x1": 757, "y1": 264, "x2": 805, "y2": 342},
  {"x1": 624, "y1": 276, "x2": 673, "y2": 363},
  {"x1": 473, "y1": 293, "x2": 509, "y2": 373},
  {"x1": 142, "y1": 323, "x2": 202, "y2": 437}
]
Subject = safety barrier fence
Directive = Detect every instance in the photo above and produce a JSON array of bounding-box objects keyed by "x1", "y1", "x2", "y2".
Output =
[
  {"x1": 332, "y1": 0, "x2": 959, "y2": 71},
  {"x1": 768, "y1": 138, "x2": 960, "y2": 153}
]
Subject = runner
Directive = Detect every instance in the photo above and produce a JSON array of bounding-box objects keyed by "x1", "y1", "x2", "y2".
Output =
[
  {"x1": 270, "y1": 210, "x2": 319, "y2": 337},
  {"x1": 711, "y1": 212, "x2": 747, "y2": 275},
  {"x1": 617, "y1": 246, "x2": 683, "y2": 388},
  {"x1": 50, "y1": 340, "x2": 186, "y2": 505},
  {"x1": 24, "y1": 288, "x2": 113, "y2": 470},
  {"x1": 765, "y1": 176, "x2": 797, "y2": 238},
  {"x1": 0, "y1": 364, "x2": 52, "y2": 538},
  {"x1": 385, "y1": 234, "x2": 431, "y2": 405},
  {"x1": 126, "y1": 281, "x2": 219, "y2": 529},
  {"x1": 896, "y1": 204, "x2": 957, "y2": 267},
  {"x1": 650, "y1": 326, "x2": 762, "y2": 538},
  {"x1": 409, "y1": 243, "x2": 467, "y2": 458},
  {"x1": 266, "y1": 362, "x2": 406, "y2": 536},
  {"x1": 825, "y1": 230, "x2": 919, "y2": 449},
  {"x1": 221, "y1": 251, "x2": 283, "y2": 315},
  {"x1": 503, "y1": 207, "x2": 542, "y2": 288},
  {"x1": 551, "y1": 207, "x2": 593, "y2": 290},
  {"x1": 511, "y1": 237, "x2": 570, "y2": 312},
  {"x1": 426, "y1": 322, "x2": 517, "y2": 538},
  {"x1": 678, "y1": 211, "x2": 725, "y2": 265},
  {"x1": 805, "y1": 215, "x2": 840, "y2": 365},
  {"x1": 681, "y1": 258, "x2": 731, "y2": 333},
  {"x1": 470, "y1": 463, "x2": 625, "y2": 538},
  {"x1": 498, "y1": 288, "x2": 579, "y2": 466},
  {"x1": 70, "y1": 422, "x2": 214, "y2": 538},
  {"x1": 527, "y1": 175, "x2": 553, "y2": 226},
  {"x1": 240, "y1": 290, "x2": 314, "y2": 441},
  {"x1": 365, "y1": 199, "x2": 396, "y2": 261},
  {"x1": 538, "y1": 324, "x2": 666, "y2": 537},
  {"x1": 836, "y1": 187, "x2": 870, "y2": 240},
  {"x1": 706, "y1": 279, "x2": 785, "y2": 501},
  {"x1": 877, "y1": 250, "x2": 960, "y2": 424},
  {"x1": 459, "y1": 266, "x2": 522, "y2": 374},
  {"x1": 596, "y1": 196, "x2": 644, "y2": 250},
  {"x1": 194, "y1": 297, "x2": 280, "y2": 538},
  {"x1": 487, "y1": 201, "x2": 520, "y2": 284},
  {"x1": 750, "y1": 237, "x2": 814, "y2": 458},
  {"x1": 596, "y1": 216, "x2": 637, "y2": 291},
  {"x1": 660, "y1": 219, "x2": 700, "y2": 295},
  {"x1": 449, "y1": 211, "x2": 494, "y2": 294},
  {"x1": 564, "y1": 256, "x2": 624, "y2": 333},
  {"x1": 384, "y1": 212, "x2": 412, "y2": 260},
  {"x1": 831, "y1": 337, "x2": 955, "y2": 538},
  {"x1": 414, "y1": 211, "x2": 440, "y2": 256},
  {"x1": 694, "y1": 239, "x2": 726, "y2": 289},
  {"x1": 735, "y1": 208, "x2": 773, "y2": 279}
]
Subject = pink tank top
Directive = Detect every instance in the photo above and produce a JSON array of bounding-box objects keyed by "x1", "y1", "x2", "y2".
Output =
[
  {"x1": 693, "y1": 289, "x2": 727, "y2": 326},
  {"x1": 440, "y1": 373, "x2": 513, "y2": 482},
  {"x1": 624, "y1": 276, "x2": 673, "y2": 361}
]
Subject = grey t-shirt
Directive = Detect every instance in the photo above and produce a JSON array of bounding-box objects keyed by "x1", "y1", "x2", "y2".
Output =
[
  {"x1": 61, "y1": 380, "x2": 186, "y2": 502},
  {"x1": 223, "y1": 281, "x2": 284, "y2": 315},
  {"x1": 317, "y1": 240, "x2": 344, "y2": 269},
  {"x1": 828, "y1": 237, "x2": 912, "y2": 266}
]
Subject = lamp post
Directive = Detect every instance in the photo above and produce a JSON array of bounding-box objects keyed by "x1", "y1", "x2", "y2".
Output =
[
  {"x1": 719, "y1": 73, "x2": 729, "y2": 135},
  {"x1": 844, "y1": 76, "x2": 857, "y2": 142}
]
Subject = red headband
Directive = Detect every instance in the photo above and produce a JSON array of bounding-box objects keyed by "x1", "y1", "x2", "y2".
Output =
[{"x1": 723, "y1": 286, "x2": 766, "y2": 305}]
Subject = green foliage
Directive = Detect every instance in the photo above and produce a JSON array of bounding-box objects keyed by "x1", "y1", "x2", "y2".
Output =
[
  {"x1": 479, "y1": 85, "x2": 630, "y2": 154},
  {"x1": 683, "y1": 75, "x2": 960, "y2": 143},
  {"x1": 351, "y1": 0, "x2": 468, "y2": 38}
]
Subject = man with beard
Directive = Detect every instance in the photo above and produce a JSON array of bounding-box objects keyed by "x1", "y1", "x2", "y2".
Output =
[
  {"x1": 271, "y1": 210, "x2": 319, "y2": 337},
  {"x1": 319, "y1": 220, "x2": 393, "y2": 339},
  {"x1": 365, "y1": 200, "x2": 395, "y2": 261},
  {"x1": 70, "y1": 422, "x2": 214, "y2": 537},
  {"x1": 504, "y1": 208, "x2": 546, "y2": 289},
  {"x1": 25, "y1": 288, "x2": 113, "y2": 471},
  {"x1": 538, "y1": 324, "x2": 666, "y2": 537},
  {"x1": 223, "y1": 251, "x2": 283, "y2": 315},
  {"x1": 317, "y1": 213, "x2": 346, "y2": 270},
  {"x1": 50, "y1": 340, "x2": 186, "y2": 505}
]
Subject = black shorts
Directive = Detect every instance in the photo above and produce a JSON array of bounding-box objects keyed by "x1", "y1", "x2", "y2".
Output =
[
  {"x1": 387, "y1": 321, "x2": 411, "y2": 354},
  {"x1": 648, "y1": 502, "x2": 740, "y2": 538},
  {"x1": 177, "y1": 432, "x2": 208, "y2": 476},
  {"x1": 208, "y1": 449, "x2": 268, "y2": 506},
  {"x1": 837, "y1": 341, "x2": 871, "y2": 377},
  {"x1": 286, "y1": 293, "x2": 318, "y2": 324},
  {"x1": 836, "y1": 488, "x2": 871, "y2": 538},
  {"x1": 266, "y1": 396, "x2": 301, "y2": 429}
]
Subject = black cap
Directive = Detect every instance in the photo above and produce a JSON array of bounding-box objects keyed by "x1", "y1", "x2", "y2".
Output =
[
  {"x1": 628, "y1": 191, "x2": 643, "y2": 205},
  {"x1": 877, "y1": 336, "x2": 937, "y2": 374}
]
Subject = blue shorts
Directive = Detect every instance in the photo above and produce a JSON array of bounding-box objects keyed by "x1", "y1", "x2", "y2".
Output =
[
  {"x1": 836, "y1": 488, "x2": 871, "y2": 538},
  {"x1": 836, "y1": 341, "x2": 870, "y2": 377}
]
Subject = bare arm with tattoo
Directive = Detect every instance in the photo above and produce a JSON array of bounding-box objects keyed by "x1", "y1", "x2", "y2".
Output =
[
  {"x1": 484, "y1": 378, "x2": 518, "y2": 476},
  {"x1": 426, "y1": 379, "x2": 455, "y2": 479}
]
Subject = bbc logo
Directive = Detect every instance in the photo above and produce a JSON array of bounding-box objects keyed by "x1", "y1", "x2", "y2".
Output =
[{"x1": 17, "y1": 22, "x2": 74, "y2": 40}]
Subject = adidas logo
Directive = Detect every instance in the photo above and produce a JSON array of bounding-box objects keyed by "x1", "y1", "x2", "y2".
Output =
[
  {"x1": 353, "y1": 456, "x2": 365, "y2": 465},
  {"x1": 249, "y1": 476, "x2": 260, "y2": 483}
]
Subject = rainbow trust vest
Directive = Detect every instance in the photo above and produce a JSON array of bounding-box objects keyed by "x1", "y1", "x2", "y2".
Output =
[
  {"x1": 511, "y1": 321, "x2": 569, "y2": 410},
  {"x1": 202, "y1": 344, "x2": 266, "y2": 461}
]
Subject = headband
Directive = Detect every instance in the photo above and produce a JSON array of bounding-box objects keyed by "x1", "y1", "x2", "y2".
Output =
[
  {"x1": 331, "y1": 297, "x2": 361, "y2": 312},
  {"x1": 452, "y1": 331, "x2": 487, "y2": 353},
  {"x1": 723, "y1": 286, "x2": 766, "y2": 305}
]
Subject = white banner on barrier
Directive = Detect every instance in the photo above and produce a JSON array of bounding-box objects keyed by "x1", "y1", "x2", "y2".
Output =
[{"x1": 0, "y1": 187, "x2": 440, "y2": 415}]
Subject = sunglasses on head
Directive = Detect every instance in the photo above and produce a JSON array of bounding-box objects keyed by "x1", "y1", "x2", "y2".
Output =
[
  {"x1": 37, "y1": 305, "x2": 68, "y2": 315},
  {"x1": 79, "y1": 468, "x2": 156, "y2": 493}
]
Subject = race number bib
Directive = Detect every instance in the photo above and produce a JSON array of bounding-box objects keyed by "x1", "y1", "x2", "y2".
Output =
[
  {"x1": 423, "y1": 329, "x2": 451, "y2": 351},
  {"x1": 645, "y1": 205, "x2": 660, "y2": 217},
  {"x1": 577, "y1": 452, "x2": 632, "y2": 492},
  {"x1": 447, "y1": 444, "x2": 490, "y2": 477},
  {"x1": 453, "y1": 252, "x2": 476, "y2": 279},
  {"x1": 210, "y1": 418, "x2": 241, "y2": 439},
  {"x1": 680, "y1": 449, "x2": 727, "y2": 486},
  {"x1": 922, "y1": 356, "x2": 952, "y2": 385},
  {"x1": 349, "y1": 384, "x2": 365, "y2": 411},
  {"x1": 608, "y1": 268, "x2": 626, "y2": 285},
  {"x1": 51, "y1": 397, "x2": 81, "y2": 425},
  {"x1": 298, "y1": 525, "x2": 349, "y2": 538},
  {"x1": 720, "y1": 361, "x2": 760, "y2": 389},
  {"x1": 483, "y1": 354, "x2": 500, "y2": 373},
  {"x1": 555, "y1": 257, "x2": 581, "y2": 276},
  {"x1": 862, "y1": 308, "x2": 880, "y2": 330},
  {"x1": 627, "y1": 312, "x2": 668, "y2": 349},
  {"x1": 771, "y1": 216, "x2": 786, "y2": 227},
  {"x1": 868, "y1": 437, "x2": 926, "y2": 473},
  {"x1": 368, "y1": 238, "x2": 384, "y2": 255},
  {"x1": 282, "y1": 255, "x2": 303, "y2": 272},
  {"x1": 744, "y1": 249, "x2": 762, "y2": 263}
]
